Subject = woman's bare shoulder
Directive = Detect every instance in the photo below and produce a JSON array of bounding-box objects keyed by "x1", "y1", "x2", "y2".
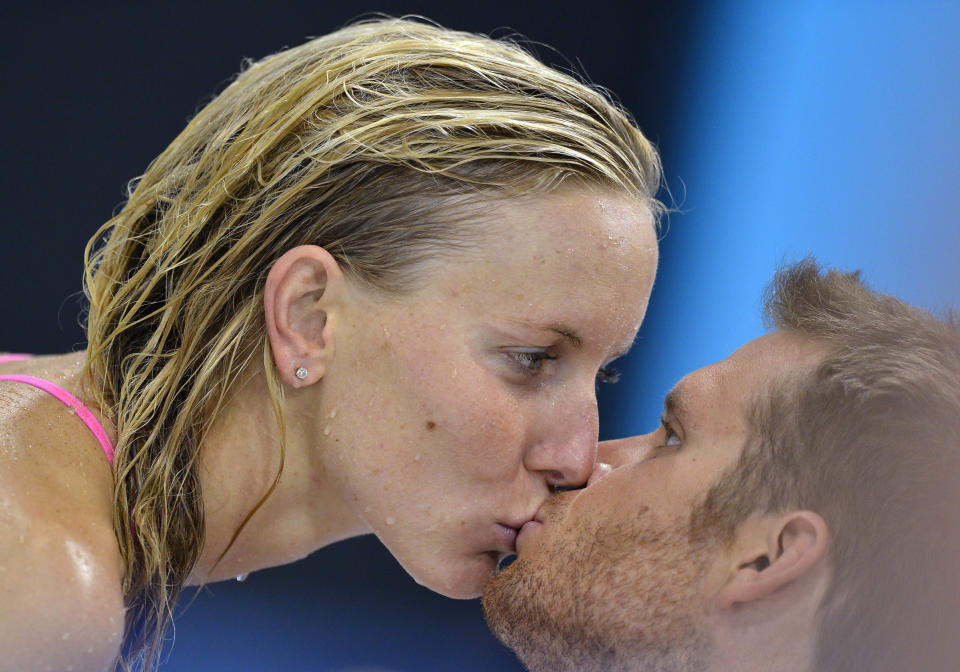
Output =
[
  {"x1": 0, "y1": 380, "x2": 125, "y2": 672},
  {"x1": 0, "y1": 512, "x2": 126, "y2": 671}
]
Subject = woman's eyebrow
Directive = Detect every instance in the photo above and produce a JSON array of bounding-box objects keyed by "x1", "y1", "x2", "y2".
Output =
[
  {"x1": 503, "y1": 318, "x2": 583, "y2": 348},
  {"x1": 550, "y1": 324, "x2": 633, "y2": 359},
  {"x1": 550, "y1": 325, "x2": 583, "y2": 348},
  {"x1": 513, "y1": 322, "x2": 638, "y2": 358}
]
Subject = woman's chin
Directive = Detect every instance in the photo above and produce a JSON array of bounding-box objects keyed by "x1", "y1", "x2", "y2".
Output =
[{"x1": 406, "y1": 551, "x2": 500, "y2": 599}]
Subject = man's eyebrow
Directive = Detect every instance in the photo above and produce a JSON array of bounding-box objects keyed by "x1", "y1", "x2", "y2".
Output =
[{"x1": 663, "y1": 385, "x2": 687, "y2": 420}]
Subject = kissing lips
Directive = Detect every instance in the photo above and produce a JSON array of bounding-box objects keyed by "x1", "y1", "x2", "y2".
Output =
[
  {"x1": 494, "y1": 523, "x2": 519, "y2": 553},
  {"x1": 514, "y1": 489, "x2": 579, "y2": 555},
  {"x1": 514, "y1": 519, "x2": 543, "y2": 554}
]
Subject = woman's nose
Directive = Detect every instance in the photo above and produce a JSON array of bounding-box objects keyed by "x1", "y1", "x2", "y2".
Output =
[{"x1": 523, "y1": 409, "x2": 598, "y2": 489}]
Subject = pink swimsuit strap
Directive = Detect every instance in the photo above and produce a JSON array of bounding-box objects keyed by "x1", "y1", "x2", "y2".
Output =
[{"x1": 0, "y1": 355, "x2": 114, "y2": 468}]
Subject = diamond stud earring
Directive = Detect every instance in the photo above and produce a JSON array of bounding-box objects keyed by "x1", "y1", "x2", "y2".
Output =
[{"x1": 295, "y1": 367, "x2": 308, "y2": 380}]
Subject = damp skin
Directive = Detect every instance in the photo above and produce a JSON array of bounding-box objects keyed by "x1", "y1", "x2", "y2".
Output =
[{"x1": 292, "y1": 188, "x2": 659, "y2": 599}]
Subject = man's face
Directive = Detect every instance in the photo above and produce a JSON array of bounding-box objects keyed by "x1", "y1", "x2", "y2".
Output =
[{"x1": 482, "y1": 331, "x2": 824, "y2": 672}]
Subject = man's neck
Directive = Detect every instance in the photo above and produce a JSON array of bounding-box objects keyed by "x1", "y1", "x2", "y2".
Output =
[{"x1": 711, "y1": 609, "x2": 815, "y2": 672}]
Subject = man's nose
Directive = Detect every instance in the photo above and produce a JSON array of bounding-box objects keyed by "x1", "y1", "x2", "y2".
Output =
[
  {"x1": 586, "y1": 460, "x2": 613, "y2": 486},
  {"x1": 597, "y1": 434, "x2": 649, "y2": 468}
]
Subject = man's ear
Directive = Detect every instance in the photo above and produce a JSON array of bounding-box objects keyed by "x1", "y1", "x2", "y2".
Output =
[
  {"x1": 264, "y1": 245, "x2": 346, "y2": 387},
  {"x1": 716, "y1": 510, "x2": 829, "y2": 610}
]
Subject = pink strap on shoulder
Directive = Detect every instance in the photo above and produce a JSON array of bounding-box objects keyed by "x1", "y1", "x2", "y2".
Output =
[
  {"x1": 0, "y1": 354, "x2": 32, "y2": 364},
  {"x1": 0, "y1": 373, "x2": 115, "y2": 468}
]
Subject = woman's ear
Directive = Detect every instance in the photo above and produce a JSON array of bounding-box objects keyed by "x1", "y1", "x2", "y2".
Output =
[
  {"x1": 716, "y1": 510, "x2": 830, "y2": 610},
  {"x1": 264, "y1": 245, "x2": 346, "y2": 387}
]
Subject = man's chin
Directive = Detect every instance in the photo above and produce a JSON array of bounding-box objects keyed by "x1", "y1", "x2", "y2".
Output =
[
  {"x1": 482, "y1": 552, "x2": 597, "y2": 672},
  {"x1": 481, "y1": 510, "x2": 715, "y2": 672},
  {"x1": 482, "y1": 556, "x2": 567, "y2": 671}
]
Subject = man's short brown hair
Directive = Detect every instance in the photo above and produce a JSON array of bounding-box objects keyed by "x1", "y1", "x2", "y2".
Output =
[{"x1": 691, "y1": 259, "x2": 960, "y2": 671}]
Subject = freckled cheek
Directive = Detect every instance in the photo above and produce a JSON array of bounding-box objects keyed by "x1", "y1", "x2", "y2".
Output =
[
  {"x1": 427, "y1": 398, "x2": 528, "y2": 483},
  {"x1": 394, "y1": 348, "x2": 529, "y2": 479}
]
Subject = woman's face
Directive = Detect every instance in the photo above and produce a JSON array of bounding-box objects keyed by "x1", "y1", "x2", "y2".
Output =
[{"x1": 319, "y1": 187, "x2": 659, "y2": 597}]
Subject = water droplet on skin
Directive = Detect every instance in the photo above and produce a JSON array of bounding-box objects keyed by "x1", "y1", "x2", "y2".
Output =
[
  {"x1": 451, "y1": 368, "x2": 458, "y2": 379},
  {"x1": 364, "y1": 505, "x2": 372, "y2": 513},
  {"x1": 323, "y1": 426, "x2": 331, "y2": 436},
  {"x1": 413, "y1": 453, "x2": 421, "y2": 462},
  {"x1": 61, "y1": 632, "x2": 70, "y2": 640},
  {"x1": 385, "y1": 516, "x2": 396, "y2": 526},
  {"x1": 329, "y1": 408, "x2": 337, "y2": 419},
  {"x1": 236, "y1": 573, "x2": 247, "y2": 582}
]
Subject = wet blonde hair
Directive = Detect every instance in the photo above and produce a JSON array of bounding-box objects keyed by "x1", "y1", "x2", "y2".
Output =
[{"x1": 82, "y1": 16, "x2": 662, "y2": 670}]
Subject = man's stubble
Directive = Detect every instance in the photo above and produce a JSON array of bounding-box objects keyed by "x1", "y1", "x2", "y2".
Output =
[{"x1": 482, "y1": 504, "x2": 713, "y2": 672}]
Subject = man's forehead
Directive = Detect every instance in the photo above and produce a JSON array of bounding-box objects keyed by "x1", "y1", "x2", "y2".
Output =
[
  {"x1": 667, "y1": 362, "x2": 730, "y2": 424},
  {"x1": 669, "y1": 331, "x2": 825, "y2": 416},
  {"x1": 733, "y1": 331, "x2": 827, "y2": 372}
]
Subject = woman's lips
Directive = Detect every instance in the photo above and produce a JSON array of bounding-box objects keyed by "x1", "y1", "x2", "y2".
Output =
[{"x1": 494, "y1": 523, "x2": 519, "y2": 553}]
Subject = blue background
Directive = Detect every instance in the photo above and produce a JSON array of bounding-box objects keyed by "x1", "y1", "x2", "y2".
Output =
[
  {"x1": 602, "y1": 0, "x2": 960, "y2": 438},
  {"x1": 2, "y1": 2, "x2": 958, "y2": 670}
]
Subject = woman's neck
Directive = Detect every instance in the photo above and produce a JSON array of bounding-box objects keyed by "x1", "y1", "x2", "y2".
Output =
[{"x1": 185, "y1": 366, "x2": 369, "y2": 584}]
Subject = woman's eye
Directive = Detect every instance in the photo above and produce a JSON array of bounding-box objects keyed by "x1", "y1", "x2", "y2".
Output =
[{"x1": 507, "y1": 350, "x2": 556, "y2": 375}]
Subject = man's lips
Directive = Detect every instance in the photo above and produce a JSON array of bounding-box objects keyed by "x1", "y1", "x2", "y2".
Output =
[
  {"x1": 513, "y1": 493, "x2": 574, "y2": 554},
  {"x1": 515, "y1": 518, "x2": 543, "y2": 551},
  {"x1": 497, "y1": 507, "x2": 548, "y2": 553},
  {"x1": 499, "y1": 478, "x2": 601, "y2": 556},
  {"x1": 515, "y1": 489, "x2": 583, "y2": 553}
]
